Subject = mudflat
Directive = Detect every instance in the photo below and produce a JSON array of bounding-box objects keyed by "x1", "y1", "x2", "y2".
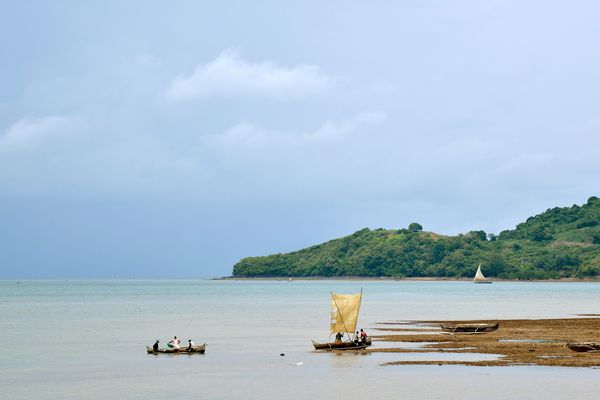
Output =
[{"x1": 374, "y1": 317, "x2": 600, "y2": 367}]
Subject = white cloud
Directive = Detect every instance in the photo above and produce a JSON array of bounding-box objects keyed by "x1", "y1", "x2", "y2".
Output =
[
  {"x1": 0, "y1": 116, "x2": 80, "y2": 153},
  {"x1": 203, "y1": 111, "x2": 387, "y2": 150},
  {"x1": 311, "y1": 111, "x2": 387, "y2": 141},
  {"x1": 165, "y1": 50, "x2": 334, "y2": 101}
]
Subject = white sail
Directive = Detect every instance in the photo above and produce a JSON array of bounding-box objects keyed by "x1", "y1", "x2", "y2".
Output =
[
  {"x1": 473, "y1": 264, "x2": 491, "y2": 283},
  {"x1": 330, "y1": 292, "x2": 362, "y2": 334}
]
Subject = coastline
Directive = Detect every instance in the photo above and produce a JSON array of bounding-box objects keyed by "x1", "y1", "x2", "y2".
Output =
[{"x1": 217, "y1": 276, "x2": 600, "y2": 283}]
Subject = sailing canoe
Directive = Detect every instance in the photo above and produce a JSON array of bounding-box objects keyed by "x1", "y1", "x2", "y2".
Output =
[
  {"x1": 566, "y1": 342, "x2": 600, "y2": 352},
  {"x1": 146, "y1": 343, "x2": 206, "y2": 354},
  {"x1": 312, "y1": 291, "x2": 372, "y2": 351},
  {"x1": 440, "y1": 322, "x2": 499, "y2": 333}
]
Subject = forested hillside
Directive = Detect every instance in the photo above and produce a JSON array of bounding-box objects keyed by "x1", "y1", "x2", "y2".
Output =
[{"x1": 232, "y1": 197, "x2": 600, "y2": 279}]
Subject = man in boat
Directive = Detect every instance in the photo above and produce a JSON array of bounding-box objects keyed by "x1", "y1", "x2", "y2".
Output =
[
  {"x1": 353, "y1": 331, "x2": 360, "y2": 343},
  {"x1": 360, "y1": 329, "x2": 368, "y2": 343},
  {"x1": 168, "y1": 336, "x2": 180, "y2": 351},
  {"x1": 153, "y1": 340, "x2": 159, "y2": 352},
  {"x1": 187, "y1": 339, "x2": 194, "y2": 351},
  {"x1": 335, "y1": 332, "x2": 343, "y2": 344}
]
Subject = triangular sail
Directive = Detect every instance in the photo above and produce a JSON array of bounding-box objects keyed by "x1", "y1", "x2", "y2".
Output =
[
  {"x1": 330, "y1": 292, "x2": 362, "y2": 334},
  {"x1": 473, "y1": 264, "x2": 488, "y2": 282}
]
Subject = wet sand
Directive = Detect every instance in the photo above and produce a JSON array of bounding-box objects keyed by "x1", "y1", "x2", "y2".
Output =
[{"x1": 373, "y1": 317, "x2": 600, "y2": 367}]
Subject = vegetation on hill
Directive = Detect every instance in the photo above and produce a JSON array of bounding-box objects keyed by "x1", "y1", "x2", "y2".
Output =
[{"x1": 232, "y1": 197, "x2": 600, "y2": 279}]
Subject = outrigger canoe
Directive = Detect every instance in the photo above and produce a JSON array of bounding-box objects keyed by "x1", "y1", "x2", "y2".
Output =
[
  {"x1": 146, "y1": 343, "x2": 206, "y2": 354},
  {"x1": 312, "y1": 339, "x2": 371, "y2": 351},
  {"x1": 566, "y1": 342, "x2": 600, "y2": 352},
  {"x1": 440, "y1": 322, "x2": 499, "y2": 333},
  {"x1": 312, "y1": 290, "x2": 373, "y2": 351}
]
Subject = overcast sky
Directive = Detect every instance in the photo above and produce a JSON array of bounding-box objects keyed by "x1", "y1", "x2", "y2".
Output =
[{"x1": 1, "y1": 1, "x2": 599, "y2": 278}]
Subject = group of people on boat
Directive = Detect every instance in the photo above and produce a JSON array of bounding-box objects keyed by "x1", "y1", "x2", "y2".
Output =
[
  {"x1": 153, "y1": 336, "x2": 195, "y2": 352},
  {"x1": 334, "y1": 329, "x2": 368, "y2": 344}
]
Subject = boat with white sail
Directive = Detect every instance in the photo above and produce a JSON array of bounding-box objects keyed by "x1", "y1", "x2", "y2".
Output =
[{"x1": 473, "y1": 264, "x2": 492, "y2": 284}]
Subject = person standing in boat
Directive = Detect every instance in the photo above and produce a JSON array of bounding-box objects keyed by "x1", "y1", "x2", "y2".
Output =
[
  {"x1": 168, "y1": 336, "x2": 180, "y2": 351},
  {"x1": 360, "y1": 329, "x2": 368, "y2": 343},
  {"x1": 153, "y1": 340, "x2": 159, "y2": 352},
  {"x1": 335, "y1": 332, "x2": 343, "y2": 343}
]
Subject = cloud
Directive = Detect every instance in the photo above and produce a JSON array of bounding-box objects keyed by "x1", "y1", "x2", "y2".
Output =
[
  {"x1": 165, "y1": 50, "x2": 334, "y2": 101},
  {"x1": 0, "y1": 116, "x2": 80, "y2": 153},
  {"x1": 311, "y1": 111, "x2": 387, "y2": 141},
  {"x1": 203, "y1": 111, "x2": 387, "y2": 151}
]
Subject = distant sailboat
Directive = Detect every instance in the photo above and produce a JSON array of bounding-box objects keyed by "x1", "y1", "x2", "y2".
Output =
[{"x1": 473, "y1": 264, "x2": 492, "y2": 284}]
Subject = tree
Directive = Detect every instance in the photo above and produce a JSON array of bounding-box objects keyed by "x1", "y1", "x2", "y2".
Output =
[
  {"x1": 531, "y1": 226, "x2": 553, "y2": 242},
  {"x1": 576, "y1": 219, "x2": 598, "y2": 228},
  {"x1": 470, "y1": 230, "x2": 487, "y2": 241},
  {"x1": 577, "y1": 263, "x2": 600, "y2": 278},
  {"x1": 408, "y1": 223, "x2": 423, "y2": 232}
]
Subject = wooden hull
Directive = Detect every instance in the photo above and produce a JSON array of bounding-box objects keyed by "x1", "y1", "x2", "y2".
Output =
[
  {"x1": 312, "y1": 339, "x2": 372, "y2": 351},
  {"x1": 440, "y1": 322, "x2": 499, "y2": 333},
  {"x1": 147, "y1": 344, "x2": 206, "y2": 354},
  {"x1": 566, "y1": 342, "x2": 600, "y2": 352},
  {"x1": 473, "y1": 281, "x2": 492, "y2": 284}
]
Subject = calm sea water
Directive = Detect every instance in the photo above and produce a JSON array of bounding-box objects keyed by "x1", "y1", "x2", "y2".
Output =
[{"x1": 2, "y1": 279, "x2": 600, "y2": 399}]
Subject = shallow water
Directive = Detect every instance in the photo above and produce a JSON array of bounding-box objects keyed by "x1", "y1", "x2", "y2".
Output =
[
  {"x1": 498, "y1": 339, "x2": 560, "y2": 343},
  {"x1": 2, "y1": 279, "x2": 600, "y2": 399}
]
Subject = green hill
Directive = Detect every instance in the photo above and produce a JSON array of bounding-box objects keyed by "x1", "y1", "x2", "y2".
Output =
[{"x1": 232, "y1": 197, "x2": 600, "y2": 279}]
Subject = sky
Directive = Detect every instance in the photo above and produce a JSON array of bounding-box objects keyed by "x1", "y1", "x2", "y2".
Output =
[{"x1": 1, "y1": 1, "x2": 600, "y2": 278}]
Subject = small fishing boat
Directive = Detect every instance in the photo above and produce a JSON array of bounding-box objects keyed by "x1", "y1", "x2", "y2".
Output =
[
  {"x1": 473, "y1": 264, "x2": 492, "y2": 284},
  {"x1": 146, "y1": 343, "x2": 206, "y2": 354},
  {"x1": 440, "y1": 322, "x2": 499, "y2": 333},
  {"x1": 566, "y1": 342, "x2": 600, "y2": 352},
  {"x1": 312, "y1": 290, "x2": 372, "y2": 351}
]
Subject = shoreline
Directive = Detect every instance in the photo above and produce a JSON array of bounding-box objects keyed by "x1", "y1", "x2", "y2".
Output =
[
  {"x1": 218, "y1": 276, "x2": 600, "y2": 283},
  {"x1": 5, "y1": 277, "x2": 600, "y2": 283},
  {"x1": 374, "y1": 317, "x2": 600, "y2": 368}
]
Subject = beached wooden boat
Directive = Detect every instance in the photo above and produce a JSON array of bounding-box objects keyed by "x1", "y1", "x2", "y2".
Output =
[
  {"x1": 440, "y1": 322, "x2": 499, "y2": 333},
  {"x1": 473, "y1": 264, "x2": 492, "y2": 284},
  {"x1": 566, "y1": 342, "x2": 600, "y2": 352},
  {"x1": 312, "y1": 339, "x2": 371, "y2": 351},
  {"x1": 312, "y1": 290, "x2": 372, "y2": 351},
  {"x1": 146, "y1": 343, "x2": 206, "y2": 354}
]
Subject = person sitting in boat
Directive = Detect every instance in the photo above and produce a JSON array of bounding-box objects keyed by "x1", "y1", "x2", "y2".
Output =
[
  {"x1": 168, "y1": 336, "x2": 180, "y2": 351},
  {"x1": 187, "y1": 339, "x2": 194, "y2": 350},
  {"x1": 360, "y1": 329, "x2": 368, "y2": 343},
  {"x1": 335, "y1": 332, "x2": 343, "y2": 343},
  {"x1": 153, "y1": 340, "x2": 159, "y2": 352}
]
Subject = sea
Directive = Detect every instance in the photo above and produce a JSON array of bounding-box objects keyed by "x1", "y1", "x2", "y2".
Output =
[{"x1": 2, "y1": 279, "x2": 600, "y2": 399}]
